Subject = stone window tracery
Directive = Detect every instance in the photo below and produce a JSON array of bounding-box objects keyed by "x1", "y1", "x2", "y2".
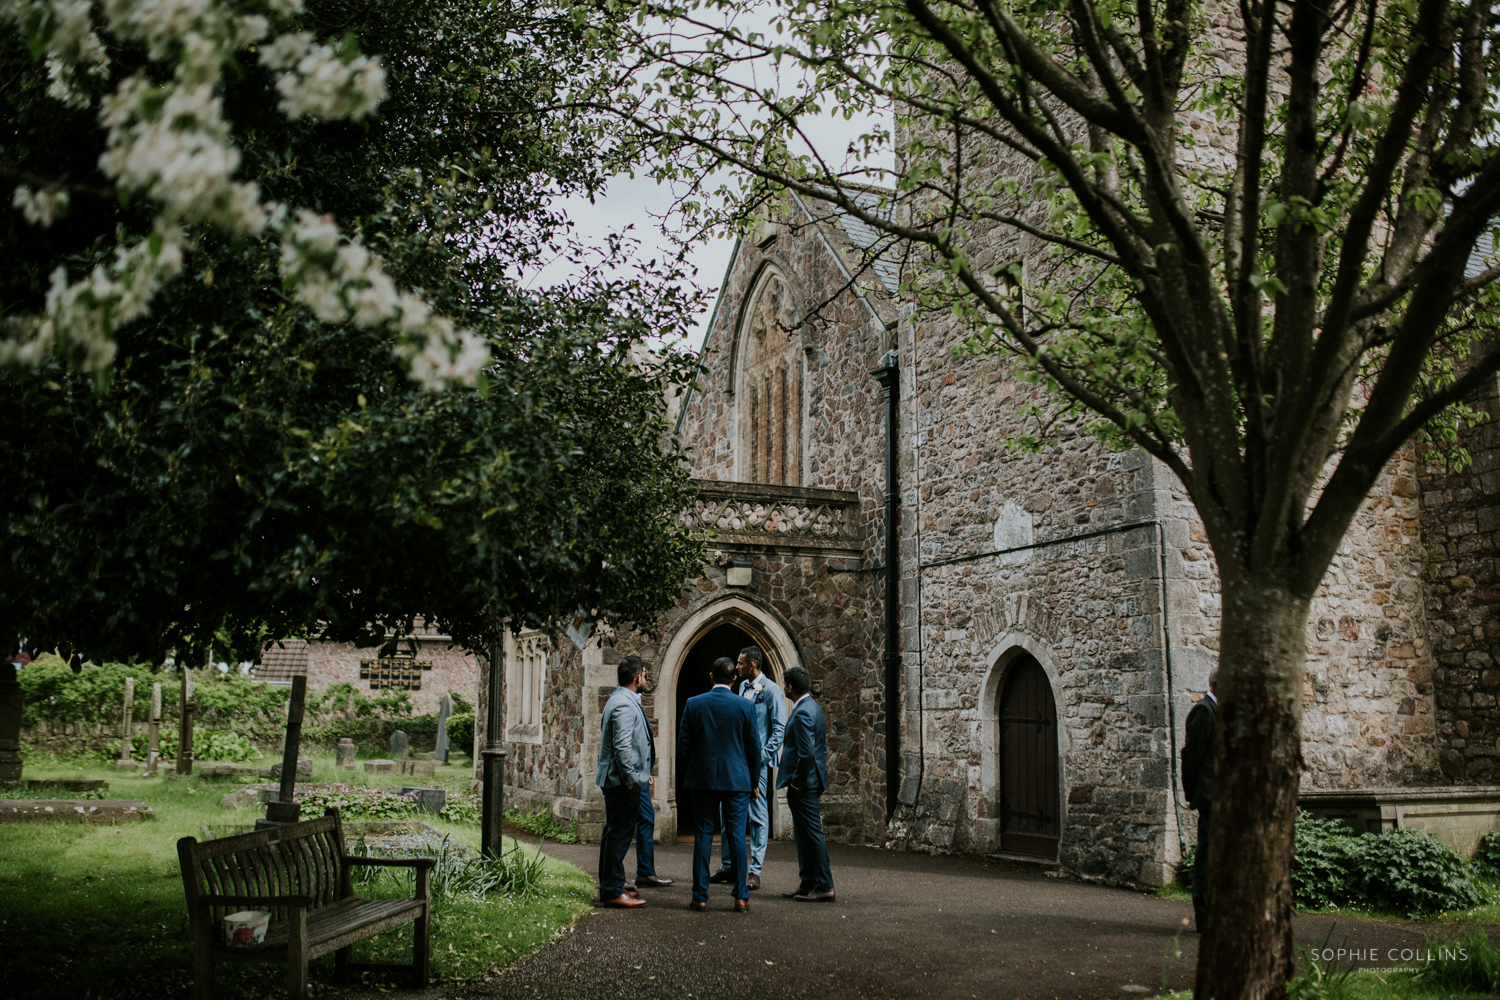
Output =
[
  {"x1": 736, "y1": 269, "x2": 803, "y2": 486},
  {"x1": 505, "y1": 629, "x2": 548, "y2": 744}
]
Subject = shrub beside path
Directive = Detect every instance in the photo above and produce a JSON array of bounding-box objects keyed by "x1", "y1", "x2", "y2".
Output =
[{"x1": 342, "y1": 838, "x2": 1487, "y2": 1000}]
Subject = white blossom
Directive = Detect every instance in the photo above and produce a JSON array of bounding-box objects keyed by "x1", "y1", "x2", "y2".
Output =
[
  {"x1": 262, "y1": 32, "x2": 386, "y2": 120},
  {"x1": 12, "y1": 184, "x2": 70, "y2": 226}
]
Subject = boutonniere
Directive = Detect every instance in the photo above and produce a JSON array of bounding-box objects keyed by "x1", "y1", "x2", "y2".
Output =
[{"x1": 752, "y1": 678, "x2": 766, "y2": 697}]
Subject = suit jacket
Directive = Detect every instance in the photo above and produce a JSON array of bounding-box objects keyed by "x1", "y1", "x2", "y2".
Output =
[
  {"x1": 1181, "y1": 695, "x2": 1216, "y2": 810},
  {"x1": 777, "y1": 696, "x2": 828, "y2": 794},
  {"x1": 596, "y1": 686, "x2": 652, "y2": 789},
  {"x1": 742, "y1": 674, "x2": 788, "y2": 762},
  {"x1": 677, "y1": 686, "x2": 761, "y2": 792}
]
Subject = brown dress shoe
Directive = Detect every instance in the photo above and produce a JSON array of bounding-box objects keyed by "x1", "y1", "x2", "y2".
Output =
[
  {"x1": 708, "y1": 869, "x2": 731, "y2": 884},
  {"x1": 601, "y1": 894, "x2": 648, "y2": 908},
  {"x1": 637, "y1": 874, "x2": 675, "y2": 887},
  {"x1": 746, "y1": 873, "x2": 761, "y2": 891},
  {"x1": 793, "y1": 890, "x2": 836, "y2": 903},
  {"x1": 734, "y1": 897, "x2": 750, "y2": 912},
  {"x1": 688, "y1": 901, "x2": 708, "y2": 911}
]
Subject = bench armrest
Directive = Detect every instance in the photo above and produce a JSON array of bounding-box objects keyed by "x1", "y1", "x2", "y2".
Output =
[
  {"x1": 343, "y1": 856, "x2": 437, "y2": 870},
  {"x1": 198, "y1": 894, "x2": 313, "y2": 911}
]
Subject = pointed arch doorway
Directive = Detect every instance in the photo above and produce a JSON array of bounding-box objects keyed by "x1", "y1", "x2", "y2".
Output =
[
  {"x1": 999, "y1": 653, "x2": 1060, "y2": 857},
  {"x1": 652, "y1": 595, "x2": 800, "y2": 841}
]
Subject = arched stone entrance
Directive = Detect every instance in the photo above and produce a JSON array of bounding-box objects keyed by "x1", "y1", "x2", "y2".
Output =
[
  {"x1": 651, "y1": 595, "x2": 801, "y2": 840},
  {"x1": 978, "y1": 634, "x2": 1069, "y2": 859}
]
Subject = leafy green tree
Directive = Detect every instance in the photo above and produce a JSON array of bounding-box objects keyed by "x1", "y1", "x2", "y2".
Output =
[
  {"x1": 592, "y1": 0, "x2": 1500, "y2": 994},
  {"x1": 2, "y1": 0, "x2": 705, "y2": 666}
]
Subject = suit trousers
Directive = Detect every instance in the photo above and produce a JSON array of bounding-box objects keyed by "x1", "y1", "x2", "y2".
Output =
[
  {"x1": 720, "y1": 764, "x2": 771, "y2": 874},
  {"x1": 634, "y1": 782, "x2": 657, "y2": 879},
  {"x1": 598, "y1": 784, "x2": 640, "y2": 901},
  {"x1": 1192, "y1": 805, "x2": 1210, "y2": 933},
  {"x1": 692, "y1": 789, "x2": 749, "y2": 902},
  {"x1": 786, "y1": 787, "x2": 833, "y2": 894}
]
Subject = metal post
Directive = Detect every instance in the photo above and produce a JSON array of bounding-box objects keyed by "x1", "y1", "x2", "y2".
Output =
[
  {"x1": 480, "y1": 629, "x2": 507, "y2": 857},
  {"x1": 871, "y1": 349, "x2": 901, "y2": 821},
  {"x1": 263, "y1": 675, "x2": 307, "y2": 826}
]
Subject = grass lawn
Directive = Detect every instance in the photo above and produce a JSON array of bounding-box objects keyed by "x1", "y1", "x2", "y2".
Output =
[{"x1": 0, "y1": 754, "x2": 593, "y2": 999}]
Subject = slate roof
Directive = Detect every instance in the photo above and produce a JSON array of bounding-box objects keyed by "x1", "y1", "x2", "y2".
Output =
[
  {"x1": 255, "y1": 640, "x2": 309, "y2": 682},
  {"x1": 832, "y1": 189, "x2": 902, "y2": 295}
]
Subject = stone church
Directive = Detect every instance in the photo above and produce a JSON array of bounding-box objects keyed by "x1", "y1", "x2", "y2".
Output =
[{"x1": 484, "y1": 184, "x2": 1500, "y2": 888}]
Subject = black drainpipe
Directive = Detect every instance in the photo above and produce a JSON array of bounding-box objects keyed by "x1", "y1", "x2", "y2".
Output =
[{"x1": 871, "y1": 349, "x2": 901, "y2": 822}]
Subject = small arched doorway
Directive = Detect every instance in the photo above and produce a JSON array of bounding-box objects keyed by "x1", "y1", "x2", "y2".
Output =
[
  {"x1": 999, "y1": 653, "x2": 1060, "y2": 857},
  {"x1": 673, "y1": 622, "x2": 757, "y2": 838}
]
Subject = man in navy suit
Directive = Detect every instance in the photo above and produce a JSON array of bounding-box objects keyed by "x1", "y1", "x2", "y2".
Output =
[
  {"x1": 678, "y1": 655, "x2": 761, "y2": 912},
  {"x1": 778, "y1": 665, "x2": 834, "y2": 902}
]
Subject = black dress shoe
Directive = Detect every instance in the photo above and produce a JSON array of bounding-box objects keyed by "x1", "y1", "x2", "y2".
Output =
[
  {"x1": 637, "y1": 874, "x2": 675, "y2": 887},
  {"x1": 708, "y1": 869, "x2": 731, "y2": 884},
  {"x1": 793, "y1": 890, "x2": 836, "y2": 902},
  {"x1": 688, "y1": 901, "x2": 708, "y2": 911}
]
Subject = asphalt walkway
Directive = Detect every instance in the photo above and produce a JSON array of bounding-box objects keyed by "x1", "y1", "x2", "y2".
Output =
[{"x1": 409, "y1": 837, "x2": 1459, "y2": 1000}]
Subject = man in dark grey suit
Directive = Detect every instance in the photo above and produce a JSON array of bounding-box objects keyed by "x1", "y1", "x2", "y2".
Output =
[
  {"x1": 595, "y1": 656, "x2": 653, "y2": 908},
  {"x1": 1181, "y1": 668, "x2": 1217, "y2": 933},
  {"x1": 778, "y1": 666, "x2": 834, "y2": 902},
  {"x1": 678, "y1": 655, "x2": 760, "y2": 912}
]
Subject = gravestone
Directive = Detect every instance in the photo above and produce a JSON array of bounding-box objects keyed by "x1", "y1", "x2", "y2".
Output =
[
  {"x1": 259, "y1": 675, "x2": 307, "y2": 829},
  {"x1": 176, "y1": 671, "x2": 195, "y2": 776},
  {"x1": 363, "y1": 759, "x2": 397, "y2": 774},
  {"x1": 398, "y1": 786, "x2": 445, "y2": 813},
  {"x1": 114, "y1": 677, "x2": 135, "y2": 770},
  {"x1": 335, "y1": 738, "x2": 357, "y2": 770},
  {"x1": 434, "y1": 694, "x2": 453, "y2": 763},
  {"x1": 390, "y1": 730, "x2": 409, "y2": 760},
  {"x1": 399, "y1": 759, "x2": 435, "y2": 777},
  {"x1": 145, "y1": 683, "x2": 162, "y2": 776},
  {"x1": 269, "y1": 756, "x2": 312, "y2": 780}
]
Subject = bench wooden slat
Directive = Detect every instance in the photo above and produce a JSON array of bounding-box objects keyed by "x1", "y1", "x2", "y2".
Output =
[{"x1": 178, "y1": 808, "x2": 430, "y2": 1000}]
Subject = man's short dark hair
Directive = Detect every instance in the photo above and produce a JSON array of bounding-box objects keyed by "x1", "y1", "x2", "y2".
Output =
[
  {"x1": 740, "y1": 646, "x2": 764, "y2": 670},
  {"x1": 711, "y1": 656, "x2": 737, "y2": 685},
  {"x1": 618, "y1": 655, "x2": 645, "y2": 687},
  {"x1": 785, "y1": 666, "x2": 811, "y2": 696}
]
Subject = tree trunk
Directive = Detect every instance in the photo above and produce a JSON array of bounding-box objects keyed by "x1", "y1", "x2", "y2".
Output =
[{"x1": 1195, "y1": 575, "x2": 1310, "y2": 1000}]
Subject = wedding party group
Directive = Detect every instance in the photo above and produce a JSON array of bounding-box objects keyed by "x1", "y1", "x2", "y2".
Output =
[{"x1": 594, "y1": 647, "x2": 835, "y2": 911}]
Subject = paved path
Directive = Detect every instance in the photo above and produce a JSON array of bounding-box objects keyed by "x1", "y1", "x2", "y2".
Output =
[{"x1": 379, "y1": 837, "x2": 1465, "y2": 1000}]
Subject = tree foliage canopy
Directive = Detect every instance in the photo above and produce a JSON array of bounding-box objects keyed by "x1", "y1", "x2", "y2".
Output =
[{"x1": 2, "y1": 0, "x2": 706, "y2": 664}]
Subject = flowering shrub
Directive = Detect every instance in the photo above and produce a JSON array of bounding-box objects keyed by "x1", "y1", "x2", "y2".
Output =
[{"x1": 0, "y1": 0, "x2": 487, "y2": 387}]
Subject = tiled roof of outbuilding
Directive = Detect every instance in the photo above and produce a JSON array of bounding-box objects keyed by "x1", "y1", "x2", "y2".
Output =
[{"x1": 255, "y1": 640, "x2": 309, "y2": 682}]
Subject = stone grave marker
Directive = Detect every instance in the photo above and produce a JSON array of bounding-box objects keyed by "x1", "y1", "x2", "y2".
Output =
[
  {"x1": 145, "y1": 682, "x2": 162, "y2": 776},
  {"x1": 335, "y1": 738, "x2": 357, "y2": 770},
  {"x1": 398, "y1": 786, "x2": 445, "y2": 813},
  {"x1": 391, "y1": 730, "x2": 409, "y2": 760},
  {"x1": 115, "y1": 677, "x2": 134, "y2": 770},
  {"x1": 259, "y1": 675, "x2": 307, "y2": 829},
  {"x1": 363, "y1": 759, "x2": 397, "y2": 774},
  {"x1": 176, "y1": 671, "x2": 195, "y2": 776},
  {"x1": 434, "y1": 694, "x2": 453, "y2": 763}
]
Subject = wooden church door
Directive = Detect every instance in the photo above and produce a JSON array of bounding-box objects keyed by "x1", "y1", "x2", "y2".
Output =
[{"x1": 999, "y1": 655, "x2": 1060, "y2": 857}]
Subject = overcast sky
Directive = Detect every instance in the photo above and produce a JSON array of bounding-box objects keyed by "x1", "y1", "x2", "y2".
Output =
[{"x1": 523, "y1": 12, "x2": 892, "y2": 352}]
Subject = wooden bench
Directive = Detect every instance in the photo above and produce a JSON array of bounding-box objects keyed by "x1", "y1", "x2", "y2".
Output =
[{"x1": 177, "y1": 807, "x2": 432, "y2": 999}]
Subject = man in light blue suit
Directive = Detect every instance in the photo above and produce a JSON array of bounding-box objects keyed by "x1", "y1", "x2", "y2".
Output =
[
  {"x1": 711, "y1": 646, "x2": 786, "y2": 891},
  {"x1": 778, "y1": 665, "x2": 834, "y2": 902},
  {"x1": 678, "y1": 656, "x2": 761, "y2": 912},
  {"x1": 595, "y1": 655, "x2": 652, "y2": 908}
]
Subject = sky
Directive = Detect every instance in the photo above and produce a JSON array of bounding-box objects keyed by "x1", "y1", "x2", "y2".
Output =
[{"x1": 522, "y1": 11, "x2": 892, "y2": 353}]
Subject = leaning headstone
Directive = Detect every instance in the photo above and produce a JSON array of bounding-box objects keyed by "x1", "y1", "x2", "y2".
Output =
[
  {"x1": 335, "y1": 738, "x2": 357, "y2": 770},
  {"x1": 259, "y1": 676, "x2": 307, "y2": 829},
  {"x1": 433, "y1": 694, "x2": 453, "y2": 763},
  {"x1": 390, "y1": 730, "x2": 409, "y2": 760},
  {"x1": 400, "y1": 759, "x2": 435, "y2": 777},
  {"x1": 363, "y1": 759, "x2": 396, "y2": 774},
  {"x1": 398, "y1": 786, "x2": 445, "y2": 814},
  {"x1": 114, "y1": 677, "x2": 135, "y2": 770},
  {"x1": 269, "y1": 756, "x2": 312, "y2": 781}
]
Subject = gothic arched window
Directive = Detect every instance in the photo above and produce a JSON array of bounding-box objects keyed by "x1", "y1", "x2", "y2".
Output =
[{"x1": 736, "y1": 270, "x2": 803, "y2": 486}]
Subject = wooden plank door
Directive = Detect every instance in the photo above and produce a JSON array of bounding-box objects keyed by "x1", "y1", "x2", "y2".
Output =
[{"x1": 999, "y1": 655, "x2": 1060, "y2": 857}]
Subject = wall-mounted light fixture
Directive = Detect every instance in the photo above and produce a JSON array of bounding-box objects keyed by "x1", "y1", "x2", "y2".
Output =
[{"x1": 725, "y1": 559, "x2": 753, "y2": 587}]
